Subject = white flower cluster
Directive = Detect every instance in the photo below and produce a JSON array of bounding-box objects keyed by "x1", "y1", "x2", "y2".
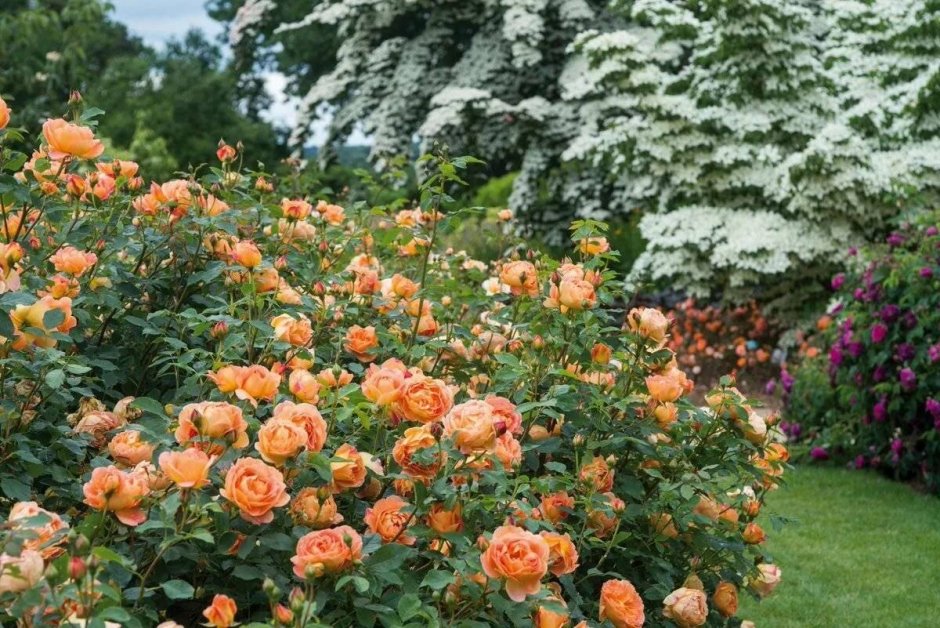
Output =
[{"x1": 228, "y1": 0, "x2": 940, "y2": 313}]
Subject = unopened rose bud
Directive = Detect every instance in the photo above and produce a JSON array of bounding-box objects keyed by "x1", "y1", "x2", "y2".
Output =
[
  {"x1": 683, "y1": 573, "x2": 704, "y2": 591},
  {"x1": 591, "y1": 343, "x2": 612, "y2": 365},
  {"x1": 211, "y1": 321, "x2": 229, "y2": 339},
  {"x1": 216, "y1": 141, "x2": 237, "y2": 163},
  {"x1": 318, "y1": 241, "x2": 329, "y2": 253},
  {"x1": 429, "y1": 422, "x2": 444, "y2": 439},
  {"x1": 68, "y1": 90, "x2": 83, "y2": 105},
  {"x1": 69, "y1": 556, "x2": 86, "y2": 580},
  {"x1": 66, "y1": 174, "x2": 86, "y2": 197},
  {"x1": 289, "y1": 587, "x2": 306, "y2": 612},
  {"x1": 572, "y1": 434, "x2": 585, "y2": 447},
  {"x1": 275, "y1": 255, "x2": 287, "y2": 270},
  {"x1": 274, "y1": 604, "x2": 293, "y2": 625},
  {"x1": 263, "y1": 577, "x2": 280, "y2": 599}
]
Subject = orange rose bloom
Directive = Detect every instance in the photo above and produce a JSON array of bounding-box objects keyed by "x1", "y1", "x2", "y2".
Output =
[
  {"x1": 42, "y1": 118, "x2": 104, "y2": 160},
  {"x1": 281, "y1": 198, "x2": 313, "y2": 220},
  {"x1": 9, "y1": 501, "x2": 68, "y2": 559},
  {"x1": 50, "y1": 246, "x2": 97, "y2": 277},
  {"x1": 599, "y1": 579, "x2": 645, "y2": 628},
  {"x1": 364, "y1": 496, "x2": 415, "y2": 545},
  {"x1": 288, "y1": 369, "x2": 321, "y2": 404},
  {"x1": 494, "y1": 432, "x2": 522, "y2": 470},
  {"x1": 588, "y1": 492, "x2": 625, "y2": 538},
  {"x1": 271, "y1": 313, "x2": 313, "y2": 346},
  {"x1": 540, "y1": 491, "x2": 575, "y2": 525},
  {"x1": 219, "y1": 457, "x2": 290, "y2": 524},
  {"x1": 255, "y1": 418, "x2": 308, "y2": 466},
  {"x1": 499, "y1": 261, "x2": 539, "y2": 297},
  {"x1": 712, "y1": 581, "x2": 738, "y2": 618},
  {"x1": 82, "y1": 465, "x2": 150, "y2": 526},
  {"x1": 107, "y1": 430, "x2": 155, "y2": 467},
  {"x1": 646, "y1": 372, "x2": 685, "y2": 403},
  {"x1": 534, "y1": 600, "x2": 569, "y2": 628},
  {"x1": 750, "y1": 563, "x2": 782, "y2": 597},
  {"x1": 392, "y1": 425, "x2": 445, "y2": 480},
  {"x1": 540, "y1": 531, "x2": 579, "y2": 576},
  {"x1": 743, "y1": 522, "x2": 766, "y2": 545},
  {"x1": 427, "y1": 503, "x2": 463, "y2": 534},
  {"x1": 484, "y1": 395, "x2": 523, "y2": 435},
  {"x1": 230, "y1": 240, "x2": 262, "y2": 268},
  {"x1": 73, "y1": 410, "x2": 125, "y2": 448},
  {"x1": 271, "y1": 401, "x2": 328, "y2": 452},
  {"x1": 316, "y1": 367, "x2": 353, "y2": 389},
  {"x1": 0, "y1": 550, "x2": 44, "y2": 594},
  {"x1": 362, "y1": 364, "x2": 406, "y2": 406},
  {"x1": 158, "y1": 448, "x2": 214, "y2": 488},
  {"x1": 480, "y1": 525, "x2": 550, "y2": 602},
  {"x1": 0, "y1": 97, "x2": 10, "y2": 130},
  {"x1": 330, "y1": 443, "x2": 367, "y2": 493},
  {"x1": 203, "y1": 594, "x2": 237, "y2": 628},
  {"x1": 10, "y1": 296, "x2": 77, "y2": 351},
  {"x1": 627, "y1": 307, "x2": 669, "y2": 344},
  {"x1": 393, "y1": 375, "x2": 453, "y2": 423},
  {"x1": 344, "y1": 325, "x2": 379, "y2": 362},
  {"x1": 578, "y1": 237, "x2": 610, "y2": 255},
  {"x1": 579, "y1": 456, "x2": 614, "y2": 492},
  {"x1": 663, "y1": 587, "x2": 708, "y2": 627},
  {"x1": 292, "y1": 525, "x2": 363, "y2": 579},
  {"x1": 239, "y1": 364, "x2": 281, "y2": 405},
  {"x1": 289, "y1": 487, "x2": 343, "y2": 528},
  {"x1": 443, "y1": 400, "x2": 498, "y2": 454},
  {"x1": 175, "y1": 401, "x2": 248, "y2": 452},
  {"x1": 557, "y1": 278, "x2": 596, "y2": 311}
]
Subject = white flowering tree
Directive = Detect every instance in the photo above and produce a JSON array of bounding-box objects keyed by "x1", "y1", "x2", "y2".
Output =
[{"x1": 216, "y1": 0, "x2": 940, "y2": 315}]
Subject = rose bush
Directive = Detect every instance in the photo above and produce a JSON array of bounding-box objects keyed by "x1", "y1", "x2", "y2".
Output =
[
  {"x1": 0, "y1": 99, "x2": 785, "y2": 627},
  {"x1": 780, "y1": 215, "x2": 940, "y2": 492}
]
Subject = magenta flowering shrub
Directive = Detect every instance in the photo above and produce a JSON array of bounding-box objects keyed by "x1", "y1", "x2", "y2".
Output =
[{"x1": 786, "y1": 215, "x2": 940, "y2": 491}]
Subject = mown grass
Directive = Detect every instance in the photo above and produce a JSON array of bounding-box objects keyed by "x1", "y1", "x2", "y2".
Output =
[{"x1": 740, "y1": 466, "x2": 940, "y2": 627}]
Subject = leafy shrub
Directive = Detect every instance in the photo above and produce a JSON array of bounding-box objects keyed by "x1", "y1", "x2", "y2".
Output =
[
  {"x1": 784, "y1": 215, "x2": 940, "y2": 491},
  {"x1": 0, "y1": 101, "x2": 785, "y2": 627}
]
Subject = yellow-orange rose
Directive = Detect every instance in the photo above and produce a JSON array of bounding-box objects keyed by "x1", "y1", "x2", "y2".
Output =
[
  {"x1": 219, "y1": 457, "x2": 290, "y2": 524},
  {"x1": 289, "y1": 487, "x2": 343, "y2": 528},
  {"x1": 330, "y1": 443, "x2": 367, "y2": 493},
  {"x1": 288, "y1": 369, "x2": 321, "y2": 403},
  {"x1": 599, "y1": 579, "x2": 645, "y2": 628},
  {"x1": 443, "y1": 400, "x2": 498, "y2": 454},
  {"x1": 540, "y1": 531, "x2": 579, "y2": 576},
  {"x1": 362, "y1": 364, "x2": 406, "y2": 406},
  {"x1": 712, "y1": 581, "x2": 738, "y2": 618},
  {"x1": 344, "y1": 325, "x2": 378, "y2": 362},
  {"x1": 0, "y1": 97, "x2": 10, "y2": 130},
  {"x1": 540, "y1": 491, "x2": 575, "y2": 525},
  {"x1": 175, "y1": 401, "x2": 248, "y2": 452},
  {"x1": 291, "y1": 525, "x2": 362, "y2": 579},
  {"x1": 107, "y1": 430, "x2": 155, "y2": 467},
  {"x1": 42, "y1": 118, "x2": 104, "y2": 160},
  {"x1": 158, "y1": 448, "x2": 214, "y2": 488},
  {"x1": 627, "y1": 307, "x2": 670, "y2": 344},
  {"x1": 0, "y1": 550, "x2": 44, "y2": 593},
  {"x1": 271, "y1": 313, "x2": 313, "y2": 346},
  {"x1": 392, "y1": 425, "x2": 445, "y2": 480},
  {"x1": 749, "y1": 563, "x2": 781, "y2": 597},
  {"x1": 480, "y1": 525, "x2": 550, "y2": 602},
  {"x1": 364, "y1": 496, "x2": 415, "y2": 545},
  {"x1": 393, "y1": 375, "x2": 453, "y2": 423},
  {"x1": 255, "y1": 418, "x2": 308, "y2": 466},
  {"x1": 82, "y1": 465, "x2": 150, "y2": 526},
  {"x1": 663, "y1": 587, "x2": 708, "y2": 627},
  {"x1": 8, "y1": 502, "x2": 68, "y2": 559},
  {"x1": 50, "y1": 246, "x2": 97, "y2": 277},
  {"x1": 427, "y1": 503, "x2": 463, "y2": 534},
  {"x1": 579, "y1": 456, "x2": 614, "y2": 492},
  {"x1": 203, "y1": 594, "x2": 237, "y2": 628},
  {"x1": 499, "y1": 261, "x2": 539, "y2": 297},
  {"x1": 271, "y1": 400, "x2": 328, "y2": 452}
]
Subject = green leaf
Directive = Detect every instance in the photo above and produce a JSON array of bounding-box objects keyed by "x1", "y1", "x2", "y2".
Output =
[
  {"x1": 131, "y1": 397, "x2": 166, "y2": 417},
  {"x1": 397, "y1": 593, "x2": 422, "y2": 620},
  {"x1": 161, "y1": 579, "x2": 194, "y2": 600},
  {"x1": 420, "y1": 569, "x2": 454, "y2": 590},
  {"x1": 1, "y1": 477, "x2": 31, "y2": 501},
  {"x1": 45, "y1": 369, "x2": 66, "y2": 389}
]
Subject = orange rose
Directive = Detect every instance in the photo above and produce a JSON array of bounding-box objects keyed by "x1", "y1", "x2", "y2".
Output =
[
  {"x1": 73, "y1": 411, "x2": 125, "y2": 448},
  {"x1": 663, "y1": 587, "x2": 708, "y2": 627},
  {"x1": 484, "y1": 395, "x2": 523, "y2": 435},
  {"x1": 579, "y1": 456, "x2": 614, "y2": 492},
  {"x1": 364, "y1": 496, "x2": 415, "y2": 545},
  {"x1": 344, "y1": 325, "x2": 379, "y2": 362},
  {"x1": 8, "y1": 502, "x2": 68, "y2": 559},
  {"x1": 599, "y1": 579, "x2": 645, "y2": 628},
  {"x1": 392, "y1": 425, "x2": 445, "y2": 480},
  {"x1": 158, "y1": 448, "x2": 214, "y2": 488},
  {"x1": 219, "y1": 457, "x2": 290, "y2": 524},
  {"x1": 330, "y1": 443, "x2": 367, "y2": 493},
  {"x1": 10, "y1": 296, "x2": 77, "y2": 351},
  {"x1": 712, "y1": 581, "x2": 738, "y2": 618},
  {"x1": 362, "y1": 364, "x2": 406, "y2": 406},
  {"x1": 645, "y1": 371, "x2": 685, "y2": 403},
  {"x1": 316, "y1": 367, "x2": 354, "y2": 389},
  {"x1": 534, "y1": 598, "x2": 569, "y2": 628},
  {"x1": 203, "y1": 594, "x2": 237, "y2": 628},
  {"x1": 271, "y1": 401, "x2": 328, "y2": 452},
  {"x1": 96, "y1": 159, "x2": 139, "y2": 178},
  {"x1": 749, "y1": 563, "x2": 781, "y2": 597},
  {"x1": 540, "y1": 531, "x2": 579, "y2": 576},
  {"x1": 291, "y1": 525, "x2": 362, "y2": 579},
  {"x1": 742, "y1": 522, "x2": 766, "y2": 545},
  {"x1": 654, "y1": 402, "x2": 678, "y2": 429},
  {"x1": 494, "y1": 432, "x2": 522, "y2": 470},
  {"x1": 557, "y1": 278, "x2": 596, "y2": 311},
  {"x1": 0, "y1": 550, "x2": 44, "y2": 594},
  {"x1": 393, "y1": 375, "x2": 453, "y2": 424},
  {"x1": 42, "y1": 118, "x2": 104, "y2": 160},
  {"x1": 480, "y1": 525, "x2": 550, "y2": 602},
  {"x1": 50, "y1": 246, "x2": 97, "y2": 277},
  {"x1": 540, "y1": 491, "x2": 575, "y2": 525},
  {"x1": 175, "y1": 401, "x2": 248, "y2": 452},
  {"x1": 255, "y1": 418, "x2": 308, "y2": 466},
  {"x1": 627, "y1": 307, "x2": 669, "y2": 344},
  {"x1": 588, "y1": 492, "x2": 625, "y2": 538},
  {"x1": 0, "y1": 97, "x2": 10, "y2": 130},
  {"x1": 82, "y1": 465, "x2": 150, "y2": 526},
  {"x1": 230, "y1": 240, "x2": 262, "y2": 268},
  {"x1": 238, "y1": 364, "x2": 281, "y2": 405},
  {"x1": 427, "y1": 503, "x2": 463, "y2": 534},
  {"x1": 289, "y1": 487, "x2": 343, "y2": 528},
  {"x1": 499, "y1": 261, "x2": 539, "y2": 297},
  {"x1": 442, "y1": 400, "x2": 498, "y2": 454},
  {"x1": 107, "y1": 430, "x2": 155, "y2": 467},
  {"x1": 271, "y1": 313, "x2": 313, "y2": 346},
  {"x1": 578, "y1": 237, "x2": 610, "y2": 256},
  {"x1": 288, "y1": 369, "x2": 321, "y2": 403},
  {"x1": 281, "y1": 198, "x2": 313, "y2": 220}
]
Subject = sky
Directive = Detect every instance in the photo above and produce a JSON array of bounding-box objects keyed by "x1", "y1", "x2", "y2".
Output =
[{"x1": 110, "y1": 0, "x2": 325, "y2": 143}]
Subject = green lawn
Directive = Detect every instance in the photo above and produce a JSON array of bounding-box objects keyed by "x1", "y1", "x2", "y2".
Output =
[{"x1": 740, "y1": 466, "x2": 940, "y2": 627}]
